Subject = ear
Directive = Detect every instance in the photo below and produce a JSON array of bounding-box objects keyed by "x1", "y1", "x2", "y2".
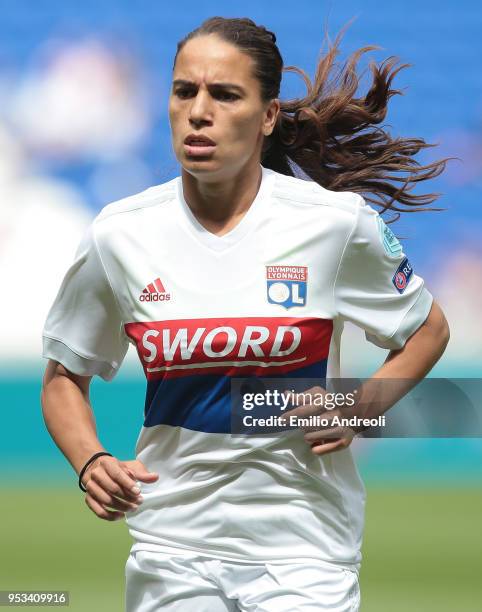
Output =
[{"x1": 262, "y1": 99, "x2": 281, "y2": 136}]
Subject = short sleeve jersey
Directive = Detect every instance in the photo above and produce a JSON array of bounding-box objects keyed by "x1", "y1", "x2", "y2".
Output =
[{"x1": 42, "y1": 165, "x2": 433, "y2": 568}]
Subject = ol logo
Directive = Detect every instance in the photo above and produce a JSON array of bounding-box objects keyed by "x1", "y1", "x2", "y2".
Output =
[{"x1": 266, "y1": 265, "x2": 308, "y2": 309}]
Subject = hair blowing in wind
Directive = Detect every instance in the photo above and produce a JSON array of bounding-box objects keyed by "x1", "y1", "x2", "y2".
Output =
[{"x1": 175, "y1": 16, "x2": 451, "y2": 221}]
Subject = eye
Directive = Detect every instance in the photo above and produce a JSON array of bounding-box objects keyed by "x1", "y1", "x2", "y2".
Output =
[
  {"x1": 214, "y1": 91, "x2": 239, "y2": 102},
  {"x1": 174, "y1": 88, "x2": 194, "y2": 99}
]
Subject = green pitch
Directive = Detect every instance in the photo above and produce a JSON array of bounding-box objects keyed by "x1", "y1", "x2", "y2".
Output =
[{"x1": 0, "y1": 487, "x2": 481, "y2": 611}]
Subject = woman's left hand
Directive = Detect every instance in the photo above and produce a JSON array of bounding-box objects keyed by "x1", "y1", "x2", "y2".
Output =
[
  {"x1": 302, "y1": 428, "x2": 355, "y2": 455},
  {"x1": 282, "y1": 385, "x2": 358, "y2": 456}
]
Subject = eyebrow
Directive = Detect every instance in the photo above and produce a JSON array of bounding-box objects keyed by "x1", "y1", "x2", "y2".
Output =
[{"x1": 172, "y1": 79, "x2": 245, "y2": 94}]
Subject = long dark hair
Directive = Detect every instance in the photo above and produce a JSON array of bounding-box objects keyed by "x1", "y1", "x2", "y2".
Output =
[{"x1": 174, "y1": 17, "x2": 450, "y2": 221}]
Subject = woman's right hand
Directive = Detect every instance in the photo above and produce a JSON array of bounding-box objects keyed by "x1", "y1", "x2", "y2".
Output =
[{"x1": 81, "y1": 456, "x2": 159, "y2": 521}]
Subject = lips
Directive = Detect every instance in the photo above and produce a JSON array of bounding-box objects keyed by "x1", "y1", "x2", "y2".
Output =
[
  {"x1": 183, "y1": 134, "x2": 216, "y2": 158},
  {"x1": 184, "y1": 134, "x2": 216, "y2": 146}
]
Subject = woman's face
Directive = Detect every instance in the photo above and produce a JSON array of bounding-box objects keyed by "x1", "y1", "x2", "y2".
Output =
[{"x1": 169, "y1": 34, "x2": 278, "y2": 181}]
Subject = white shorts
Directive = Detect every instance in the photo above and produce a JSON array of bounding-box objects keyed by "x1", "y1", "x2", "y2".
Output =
[{"x1": 125, "y1": 549, "x2": 360, "y2": 611}]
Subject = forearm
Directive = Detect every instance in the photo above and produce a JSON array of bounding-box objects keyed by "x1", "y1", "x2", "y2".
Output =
[
  {"x1": 41, "y1": 365, "x2": 151, "y2": 521},
  {"x1": 40, "y1": 374, "x2": 106, "y2": 475},
  {"x1": 354, "y1": 301, "x2": 450, "y2": 421}
]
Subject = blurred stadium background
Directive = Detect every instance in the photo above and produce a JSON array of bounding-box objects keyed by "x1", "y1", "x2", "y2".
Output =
[{"x1": 0, "y1": 1, "x2": 481, "y2": 610}]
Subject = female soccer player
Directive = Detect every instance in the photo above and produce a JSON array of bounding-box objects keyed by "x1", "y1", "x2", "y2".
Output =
[{"x1": 41, "y1": 17, "x2": 450, "y2": 612}]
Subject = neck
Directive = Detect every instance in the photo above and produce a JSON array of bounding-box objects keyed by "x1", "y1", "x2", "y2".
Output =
[{"x1": 181, "y1": 162, "x2": 263, "y2": 236}]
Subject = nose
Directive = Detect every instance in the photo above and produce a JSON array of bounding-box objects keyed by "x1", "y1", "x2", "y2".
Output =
[{"x1": 189, "y1": 88, "x2": 213, "y2": 126}]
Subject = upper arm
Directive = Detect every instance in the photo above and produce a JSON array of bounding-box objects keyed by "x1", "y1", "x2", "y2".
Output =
[
  {"x1": 334, "y1": 198, "x2": 434, "y2": 351},
  {"x1": 41, "y1": 221, "x2": 129, "y2": 382},
  {"x1": 42, "y1": 359, "x2": 93, "y2": 398},
  {"x1": 413, "y1": 299, "x2": 450, "y2": 342}
]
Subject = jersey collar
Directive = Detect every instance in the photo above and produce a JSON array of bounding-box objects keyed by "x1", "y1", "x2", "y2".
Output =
[{"x1": 175, "y1": 165, "x2": 275, "y2": 253}]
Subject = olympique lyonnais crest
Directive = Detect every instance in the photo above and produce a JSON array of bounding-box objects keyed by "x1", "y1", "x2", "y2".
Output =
[{"x1": 266, "y1": 265, "x2": 308, "y2": 309}]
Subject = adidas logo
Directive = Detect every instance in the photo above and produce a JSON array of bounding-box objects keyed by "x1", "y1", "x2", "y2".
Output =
[{"x1": 139, "y1": 277, "x2": 171, "y2": 302}]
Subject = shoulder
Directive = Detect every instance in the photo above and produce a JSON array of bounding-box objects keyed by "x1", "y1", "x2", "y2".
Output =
[
  {"x1": 270, "y1": 168, "x2": 366, "y2": 218},
  {"x1": 93, "y1": 177, "x2": 178, "y2": 228},
  {"x1": 86, "y1": 177, "x2": 179, "y2": 252}
]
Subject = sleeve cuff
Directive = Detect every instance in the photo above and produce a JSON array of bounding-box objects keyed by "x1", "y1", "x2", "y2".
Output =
[
  {"x1": 365, "y1": 286, "x2": 434, "y2": 350},
  {"x1": 42, "y1": 336, "x2": 119, "y2": 381}
]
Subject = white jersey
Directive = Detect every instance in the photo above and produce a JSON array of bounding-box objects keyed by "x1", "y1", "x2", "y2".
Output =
[{"x1": 42, "y1": 165, "x2": 433, "y2": 569}]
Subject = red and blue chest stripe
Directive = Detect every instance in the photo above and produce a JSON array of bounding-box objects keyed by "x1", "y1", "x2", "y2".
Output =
[{"x1": 125, "y1": 317, "x2": 333, "y2": 433}]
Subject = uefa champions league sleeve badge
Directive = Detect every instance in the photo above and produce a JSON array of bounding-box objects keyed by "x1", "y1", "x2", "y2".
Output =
[
  {"x1": 266, "y1": 265, "x2": 308, "y2": 309},
  {"x1": 392, "y1": 257, "x2": 413, "y2": 293}
]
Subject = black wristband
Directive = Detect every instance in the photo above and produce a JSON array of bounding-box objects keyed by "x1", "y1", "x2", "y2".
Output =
[{"x1": 78, "y1": 451, "x2": 113, "y2": 492}]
